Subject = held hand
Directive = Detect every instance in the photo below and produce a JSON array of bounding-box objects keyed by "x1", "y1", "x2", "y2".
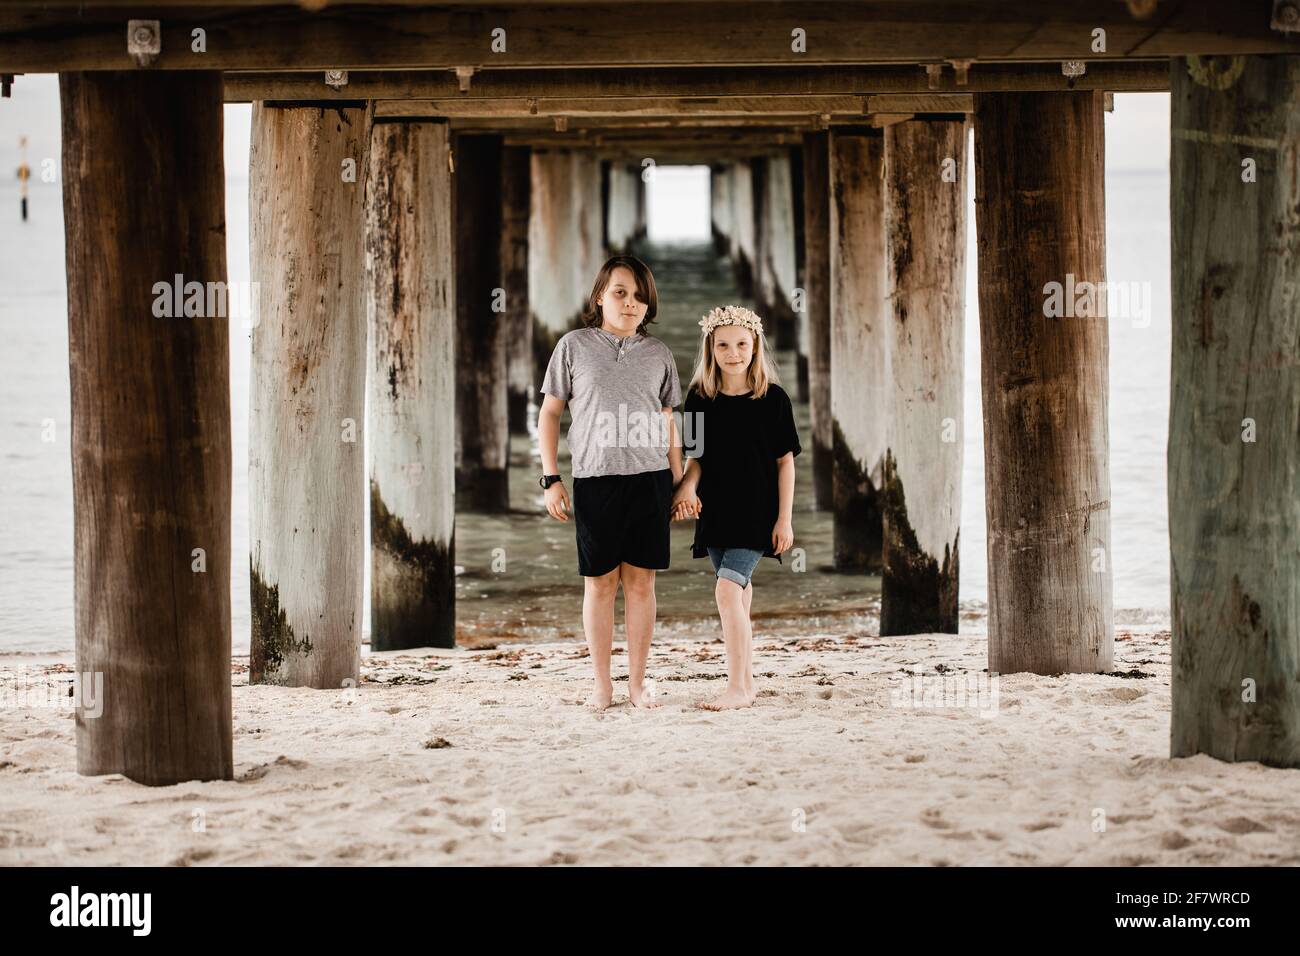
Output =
[
  {"x1": 545, "y1": 482, "x2": 571, "y2": 521},
  {"x1": 671, "y1": 485, "x2": 701, "y2": 522},
  {"x1": 772, "y1": 517, "x2": 794, "y2": 554}
]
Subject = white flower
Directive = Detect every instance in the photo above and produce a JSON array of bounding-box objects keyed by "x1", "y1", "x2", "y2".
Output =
[{"x1": 699, "y1": 304, "x2": 765, "y2": 338}]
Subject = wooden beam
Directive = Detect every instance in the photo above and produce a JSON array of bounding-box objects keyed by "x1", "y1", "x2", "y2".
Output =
[
  {"x1": 367, "y1": 119, "x2": 456, "y2": 651},
  {"x1": 61, "y1": 70, "x2": 232, "y2": 785},
  {"x1": 880, "y1": 117, "x2": 965, "y2": 636},
  {"x1": 377, "y1": 95, "x2": 869, "y2": 119},
  {"x1": 5, "y1": 3, "x2": 1295, "y2": 72},
  {"x1": 973, "y1": 91, "x2": 1112, "y2": 675},
  {"x1": 225, "y1": 61, "x2": 1169, "y2": 103},
  {"x1": 249, "y1": 102, "x2": 369, "y2": 687},
  {"x1": 1169, "y1": 54, "x2": 1300, "y2": 767}
]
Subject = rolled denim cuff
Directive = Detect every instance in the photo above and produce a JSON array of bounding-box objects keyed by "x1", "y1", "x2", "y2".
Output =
[{"x1": 716, "y1": 567, "x2": 749, "y2": 588}]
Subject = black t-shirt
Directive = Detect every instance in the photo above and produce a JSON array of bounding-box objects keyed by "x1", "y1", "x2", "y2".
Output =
[{"x1": 683, "y1": 383, "x2": 802, "y2": 560}]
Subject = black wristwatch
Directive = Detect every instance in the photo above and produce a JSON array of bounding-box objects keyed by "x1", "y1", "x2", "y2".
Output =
[{"x1": 539, "y1": 474, "x2": 563, "y2": 489}]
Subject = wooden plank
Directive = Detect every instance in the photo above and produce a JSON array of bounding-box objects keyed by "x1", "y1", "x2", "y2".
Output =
[
  {"x1": 1169, "y1": 54, "x2": 1300, "y2": 767},
  {"x1": 61, "y1": 70, "x2": 232, "y2": 785},
  {"x1": 880, "y1": 117, "x2": 965, "y2": 636},
  {"x1": 225, "y1": 61, "x2": 1169, "y2": 103},
  {"x1": 366, "y1": 120, "x2": 456, "y2": 651},
  {"x1": 973, "y1": 90, "x2": 1112, "y2": 674},
  {"x1": 377, "y1": 95, "x2": 868, "y2": 118},
  {"x1": 249, "y1": 102, "x2": 369, "y2": 687},
  {"x1": 4, "y1": 2, "x2": 1296, "y2": 72}
]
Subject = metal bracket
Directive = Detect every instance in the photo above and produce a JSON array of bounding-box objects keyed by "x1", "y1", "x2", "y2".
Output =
[
  {"x1": 454, "y1": 66, "x2": 476, "y2": 93},
  {"x1": 526, "y1": 97, "x2": 539, "y2": 115},
  {"x1": 324, "y1": 70, "x2": 348, "y2": 89},
  {"x1": 1062, "y1": 60, "x2": 1087, "y2": 79},
  {"x1": 1, "y1": 74, "x2": 12, "y2": 98},
  {"x1": 1273, "y1": 1, "x2": 1300, "y2": 32},
  {"x1": 127, "y1": 19, "x2": 161, "y2": 68},
  {"x1": 924, "y1": 63, "x2": 945, "y2": 90},
  {"x1": 553, "y1": 115, "x2": 569, "y2": 132}
]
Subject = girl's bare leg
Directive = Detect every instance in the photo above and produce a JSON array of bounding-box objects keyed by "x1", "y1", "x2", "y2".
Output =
[
  {"x1": 741, "y1": 582, "x2": 755, "y2": 700},
  {"x1": 703, "y1": 577, "x2": 754, "y2": 710},
  {"x1": 620, "y1": 563, "x2": 659, "y2": 708},
  {"x1": 582, "y1": 566, "x2": 620, "y2": 710}
]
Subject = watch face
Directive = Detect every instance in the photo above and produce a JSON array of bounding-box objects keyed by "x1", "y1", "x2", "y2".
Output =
[{"x1": 539, "y1": 475, "x2": 547, "y2": 489}]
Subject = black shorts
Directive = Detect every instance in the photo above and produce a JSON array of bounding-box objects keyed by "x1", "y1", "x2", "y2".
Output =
[{"x1": 572, "y1": 469, "x2": 673, "y2": 577}]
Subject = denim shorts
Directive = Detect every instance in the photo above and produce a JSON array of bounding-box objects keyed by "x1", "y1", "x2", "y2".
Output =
[{"x1": 707, "y1": 547, "x2": 764, "y2": 588}]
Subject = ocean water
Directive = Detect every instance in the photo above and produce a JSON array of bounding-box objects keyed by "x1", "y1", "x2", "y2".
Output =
[{"x1": 0, "y1": 96, "x2": 1172, "y2": 653}]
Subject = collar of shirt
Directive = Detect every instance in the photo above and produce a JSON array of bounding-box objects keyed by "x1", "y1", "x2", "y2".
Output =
[{"x1": 592, "y1": 327, "x2": 644, "y2": 356}]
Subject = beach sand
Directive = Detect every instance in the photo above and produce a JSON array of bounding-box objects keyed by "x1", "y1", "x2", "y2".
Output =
[{"x1": 2, "y1": 626, "x2": 1298, "y2": 866}]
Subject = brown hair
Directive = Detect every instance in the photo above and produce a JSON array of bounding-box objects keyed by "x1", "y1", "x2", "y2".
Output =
[{"x1": 581, "y1": 255, "x2": 659, "y2": 335}]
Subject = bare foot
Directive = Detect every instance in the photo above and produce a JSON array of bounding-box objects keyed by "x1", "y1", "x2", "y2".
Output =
[
  {"x1": 742, "y1": 676, "x2": 756, "y2": 702},
  {"x1": 700, "y1": 686, "x2": 753, "y2": 711},
  {"x1": 586, "y1": 682, "x2": 614, "y2": 712},
  {"x1": 628, "y1": 682, "x2": 660, "y2": 709}
]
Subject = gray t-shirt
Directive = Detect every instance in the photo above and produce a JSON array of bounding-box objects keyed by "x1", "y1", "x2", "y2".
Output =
[{"x1": 541, "y1": 327, "x2": 682, "y2": 478}]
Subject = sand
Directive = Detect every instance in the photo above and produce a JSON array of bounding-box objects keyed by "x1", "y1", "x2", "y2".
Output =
[{"x1": 2, "y1": 626, "x2": 1298, "y2": 866}]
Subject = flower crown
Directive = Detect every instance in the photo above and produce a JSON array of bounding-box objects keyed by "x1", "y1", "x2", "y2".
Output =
[{"x1": 699, "y1": 304, "x2": 765, "y2": 338}]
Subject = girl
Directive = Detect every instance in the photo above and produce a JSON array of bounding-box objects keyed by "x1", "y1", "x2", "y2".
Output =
[
  {"x1": 538, "y1": 255, "x2": 683, "y2": 712},
  {"x1": 672, "y1": 305, "x2": 800, "y2": 711}
]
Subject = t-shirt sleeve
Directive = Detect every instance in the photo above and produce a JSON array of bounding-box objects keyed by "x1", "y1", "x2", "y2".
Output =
[
  {"x1": 772, "y1": 387, "x2": 802, "y2": 459},
  {"x1": 660, "y1": 348, "x2": 682, "y2": 409},
  {"x1": 540, "y1": 336, "x2": 572, "y2": 401}
]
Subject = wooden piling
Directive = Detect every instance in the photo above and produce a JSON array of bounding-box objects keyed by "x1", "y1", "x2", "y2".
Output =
[
  {"x1": 249, "y1": 103, "x2": 368, "y2": 688},
  {"x1": 729, "y1": 161, "x2": 756, "y2": 297},
  {"x1": 763, "y1": 152, "x2": 799, "y2": 351},
  {"x1": 803, "y1": 131, "x2": 834, "y2": 509},
  {"x1": 572, "y1": 151, "x2": 606, "y2": 302},
  {"x1": 1169, "y1": 54, "x2": 1300, "y2": 766},
  {"x1": 607, "y1": 162, "x2": 640, "y2": 253},
  {"x1": 973, "y1": 91, "x2": 1113, "y2": 674},
  {"x1": 502, "y1": 144, "x2": 532, "y2": 435},
  {"x1": 366, "y1": 120, "x2": 456, "y2": 651},
  {"x1": 790, "y1": 144, "x2": 808, "y2": 401},
  {"x1": 530, "y1": 149, "x2": 580, "y2": 386},
  {"x1": 829, "y1": 129, "x2": 889, "y2": 573},
  {"x1": 454, "y1": 133, "x2": 510, "y2": 512},
  {"x1": 709, "y1": 163, "x2": 732, "y2": 256},
  {"x1": 880, "y1": 119, "x2": 966, "y2": 636},
  {"x1": 61, "y1": 71, "x2": 232, "y2": 784}
]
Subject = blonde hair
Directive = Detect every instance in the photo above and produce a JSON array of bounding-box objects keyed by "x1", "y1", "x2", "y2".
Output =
[{"x1": 688, "y1": 322, "x2": 779, "y2": 400}]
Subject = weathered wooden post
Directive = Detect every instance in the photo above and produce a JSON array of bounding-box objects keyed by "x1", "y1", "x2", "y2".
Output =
[
  {"x1": 607, "y1": 162, "x2": 639, "y2": 253},
  {"x1": 973, "y1": 91, "x2": 1113, "y2": 674},
  {"x1": 1170, "y1": 55, "x2": 1300, "y2": 766},
  {"x1": 763, "y1": 152, "x2": 799, "y2": 351},
  {"x1": 790, "y1": 144, "x2": 809, "y2": 401},
  {"x1": 572, "y1": 150, "x2": 605, "y2": 298},
  {"x1": 729, "y1": 160, "x2": 756, "y2": 298},
  {"x1": 750, "y1": 156, "x2": 772, "y2": 317},
  {"x1": 454, "y1": 133, "x2": 510, "y2": 512},
  {"x1": 502, "y1": 144, "x2": 532, "y2": 435},
  {"x1": 710, "y1": 163, "x2": 732, "y2": 256},
  {"x1": 250, "y1": 102, "x2": 369, "y2": 687},
  {"x1": 803, "y1": 131, "x2": 834, "y2": 509},
  {"x1": 61, "y1": 71, "x2": 232, "y2": 785},
  {"x1": 881, "y1": 118, "x2": 966, "y2": 635},
  {"x1": 530, "y1": 149, "x2": 579, "y2": 385},
  {"x1": 366, "y1": 120, "x2": 456, "y2": 651},
  {"x1": 829, "y1": 129, "x2": 889, "y2": 573}
]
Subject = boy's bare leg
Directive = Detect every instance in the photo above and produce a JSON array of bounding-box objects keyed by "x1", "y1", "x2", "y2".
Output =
[
  {"x1": 582, "y1": 566, "x2": 620, "y2": 710},
  {"x1": 620, "y1": 563, "x2": 659, "y2": 708}
]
